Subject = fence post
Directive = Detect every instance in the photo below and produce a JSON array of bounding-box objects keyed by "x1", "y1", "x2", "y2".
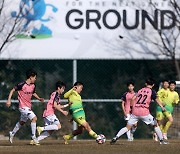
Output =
[{"x1": 73, "y1": 59, "x2": 77, "y2": 140}]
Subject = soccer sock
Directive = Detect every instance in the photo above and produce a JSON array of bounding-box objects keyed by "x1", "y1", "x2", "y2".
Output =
[
  {"x1": 31, "y1": 122, "x2": 36, "y2": 137},
  {"x1": 160, "y1": 124, "x2": 164, "y2": 132},
  {"x1": 116, "y1": 127, "x2": 128, "y2": 138},
  {"x1": 43, "y1": 125, "x2": 58, "y2": 131},
  {"x1": 126, "y1": 130, "x2": 131, "y2": 139},
  {"x1": 12, "y1": 122, "x2": 22, "y2": 135},
  {"x1": 154, "y1": 126, "x2": 163, "y2": 141},
  {"x1": 131, "y1": 125, "x2": 137, "y2": 134},
  {"x1": 37, "y1": 131, "x2": 50, "y2": 141},
  {"x1": 163, "y1": 121, "x2": 172, "y2": 133},
  {"x1": 89, "y1": 130, "x2": 98, "y2": 139}
]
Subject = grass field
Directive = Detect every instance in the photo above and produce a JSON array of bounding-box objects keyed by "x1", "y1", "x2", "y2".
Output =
[{"x1": 0, "y1": 139, "x2": 180, "y2": 154}]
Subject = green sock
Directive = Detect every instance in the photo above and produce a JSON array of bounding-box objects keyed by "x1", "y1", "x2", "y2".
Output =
[{"x1": 89, "y1": 130, "x2": 98, "y2": 139}]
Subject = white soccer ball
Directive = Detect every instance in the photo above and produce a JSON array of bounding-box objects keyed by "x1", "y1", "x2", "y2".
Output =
[{"x1": 96, "y1": 134, "x2": 106, "y2": 144}]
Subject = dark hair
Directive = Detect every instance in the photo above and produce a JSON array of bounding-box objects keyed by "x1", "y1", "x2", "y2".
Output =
[
  {"x1": 169, "y1": 80, "x2": 176, "y2": 85},
  {"x1": 56, "y1": 81, "x2": 66, "y2": 90},
  {"x1": 162, "y1": 79, "x2": 169, "y2": 83},
  {"x1": 145, "y1": 78, "x2": 155, "y2": 86},
  {"x1": 26, "y1": 69, "x2": 37, "y2": 79},
  {"x1": 127, "y1": 81, "x2": 134, "y2": 87},
  {"x1": 74, "y1": 81, "x2": 84, "y2": 87}
]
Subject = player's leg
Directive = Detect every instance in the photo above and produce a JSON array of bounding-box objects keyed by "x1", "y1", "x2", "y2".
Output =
[
  {"x1": 124, "y1": 114, "x2": 131, "y2": 141},
  {"x1": 37, "y1": 115, "x2": 61, "y2": 136},
  {"x1": 163, "y1": 112, "x2": 173, "y2": 140},
  {"x1": 9, "y1": 108, "x2": 28, "y2": 143},
  {"x1": 81, "y1": 121, "x2": 98, "y2": 139},
  {"x1": 130, "y1": 123, "x2": 137, "y2": 141},
  {"x1": 141, "y1": 114, "x2": 168, "y2": 144},
  {"x1": 63, "y1": 125, "x2": 84, "y2": 145},
  {"x1": 9, "y1": 121, "x2": 26, "y2": 143},
  {"x1": 110, "y1": 114, "x2": 138, "y2": 144}
]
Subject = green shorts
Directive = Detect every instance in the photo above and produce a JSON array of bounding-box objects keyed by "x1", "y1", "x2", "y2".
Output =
[
  {"x1": 156, "y1": 111, "x2": 164, "y2": 121},
  {"x1": 72, "y1": 109, "x2": 86, "y2": 126}
]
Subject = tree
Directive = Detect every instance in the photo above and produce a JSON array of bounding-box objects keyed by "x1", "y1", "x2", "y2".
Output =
[
  {"x1": 103, "y1": 0, "x2": 180, "y2": 79},
  {"x1": 0, "y1": 0, "x2": 36, "y2": 55}
]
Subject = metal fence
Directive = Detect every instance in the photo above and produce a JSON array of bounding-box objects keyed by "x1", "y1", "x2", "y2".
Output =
[{"x1": 0, "y1": 60, "x2": 179, "y2": 139}]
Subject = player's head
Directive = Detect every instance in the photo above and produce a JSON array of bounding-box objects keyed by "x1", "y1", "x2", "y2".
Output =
[
  {"x1": 26, "y1": 69, "x2": 37, "y2": 83},
  {"x1": 169, "y1": 80, "x2": 176, "y2": 91},
  {"x1": 73, "y1": 82, "x2": 83, "y2": 94},
  {"x1": 145, "y1": 78, "x2": 155, "y2": 87},
  {"x1": 127, "y1": 81, "x2": 134, "y2": 92},
  {"x1": 56, "y1": 81, "x2": 66, "y2": 94},
  {"x1": 162, "y1": 79, "x2": 169, "y2": 89}
]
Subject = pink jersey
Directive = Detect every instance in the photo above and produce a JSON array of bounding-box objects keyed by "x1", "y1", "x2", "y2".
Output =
[
  {"x1": 43, "y1": 91, "x2": 61, "y2": 117},
  {"x1": 121, "y1": 91, "x2": 135, "y2": 114},
  {"x1": 132, "y1": 87, "x2": 157, "y2": 116},
  {"x1": 14, "y1": 82, "x2": 36, "y2": 109}
]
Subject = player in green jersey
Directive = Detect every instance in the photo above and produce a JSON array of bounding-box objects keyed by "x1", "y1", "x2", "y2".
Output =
[{"x1": 63, "y1": 82, "x2": 98, "y2": 144}]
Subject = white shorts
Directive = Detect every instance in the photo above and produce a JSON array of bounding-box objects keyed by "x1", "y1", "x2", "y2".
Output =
[
  {"x1": 19, "y1": 107, "x2": 36, "y2": 122},
  {"x1": 44, "y1": 114, "x2": 60, "y2": 126},
  {"x1": 124, "y1": 114, "x2": 131, "y2": 121},
  {"x1": 127, "y1": 114, "x2": 157, "y2": 126}
]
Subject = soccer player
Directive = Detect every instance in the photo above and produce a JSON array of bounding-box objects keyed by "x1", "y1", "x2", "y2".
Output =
[
  {"x1": 161, "y1": 80, "x2": 179, "y2": 140},
  {"x1": 153, "y1": 80, "x2": 169, "y2": 141},
  {"x1": 30, "y1": 81, "x2": 70, "y2": 145},
  {"x1": 110, "y1": 78, "x2": 168, "y2": 145},
  {"x1": 63, "y1": 82, "x2": 98, "y2": 144},
  {"x1": 121, "y1": 82, "x2": 137, "y2": 141},
  {"x1": 6, "y1": 69, "x2": 44, "y2": 144}
]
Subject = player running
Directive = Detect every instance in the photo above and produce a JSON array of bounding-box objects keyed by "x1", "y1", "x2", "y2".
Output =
[
  {"x1": 110, "y1": 78, "x2": 168, "y2": 145},
  {"x1": 6, "y1": 69, "x2": 44, "y2": 144},
  {"x1": 153, "y1": 80, "x2": 169, "y2": 141},
  {"x1": 121, "y1": 82, "x2": 137, "y2": 141},
  {"x1": 161, "y1": 80, "x2": 179, "y2": 140},
  {"x1": 30, "y1": 81, "x2": 70, "y2": 145},
  {"x1": 63, "y1": 82, "x2": 98, "y2": 144}
]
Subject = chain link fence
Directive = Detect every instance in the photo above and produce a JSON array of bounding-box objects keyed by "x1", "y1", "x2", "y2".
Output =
[{"x1": 0, "y1": 60, "x2": 179, "y2": 139}]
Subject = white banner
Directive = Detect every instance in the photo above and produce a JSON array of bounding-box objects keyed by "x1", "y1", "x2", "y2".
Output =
[{"x1": 0, "y1": 0, "x2": 179, "y2": 59}]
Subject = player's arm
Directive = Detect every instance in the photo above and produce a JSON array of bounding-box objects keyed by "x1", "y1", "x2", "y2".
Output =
[
  {"x1": 155, "y1": 98, "x2": 166, "y2": 111},
  {"x1": 6, "y1": 88, "x2": 15, "y2": 108},
  {"x1": 33, "y1": 93, "x2": 44, "y2": 102},
  {"x1": 53, "y1": 101, "x2": 68, "y2": 116},
  {"x1": 121, "y1": 101, "x2": 127, "y2": 117},
  {"x1": 64, "y1": 88, "x2": 74, "y2": 98},
  {"x1": 174, "y1": 93, "x2": 179, "y2": 104}
]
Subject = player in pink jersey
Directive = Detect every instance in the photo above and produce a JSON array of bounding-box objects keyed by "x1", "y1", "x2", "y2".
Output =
[
  {"x1": 30, "y1": 81, "x2": 70, "y2": 145},
  {"x1": 6, "y1": 69, "x2": 44, "y2": 144},
  {"x1": 110, "y1": 78, "x2": 168, "y2": 145},
  {"x1": 121, "y1": 82, "x2": 137, "y2": 141}
]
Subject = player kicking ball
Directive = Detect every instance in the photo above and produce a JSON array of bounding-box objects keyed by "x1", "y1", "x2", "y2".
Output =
[
  {"x1": 30, "y1": 81, "x2": 70, "y2": 145},
  {"x1": 110, "y1": 78, "x2": 168, "y2": 145},
  {"x1": 63, "y1": 82, "x2": 98, "y2": 144},
  {"x1": 6, "y1": 69, "x2": 44, "y2": 144}
]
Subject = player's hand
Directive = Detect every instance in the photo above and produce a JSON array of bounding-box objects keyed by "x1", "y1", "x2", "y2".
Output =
[
  {"x1": 161, "y1": 106, "x2": 166, "y2": 112},
  {"x1": 6, "y1": 100, "x2": 11, "y2": 108},
  {"x1": 124, "y1": 113, "x2": 127, "y2": 118},
  {"x1": 68, "y1": 102, "x2": 73, "y2": 105},
  {"x1": 39, "y1": 98, "x2": 44, "y2": 102},
  {"x1": 63, "y1": 111, "x2": 68, "y2": 116}
]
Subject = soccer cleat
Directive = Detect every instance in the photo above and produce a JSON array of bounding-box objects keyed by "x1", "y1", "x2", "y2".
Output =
[
  {"x1": 37, "y1": 126, "x2": 43, "y2": 136},
  {"x1": 63, "y1": 135, "x2": 70, "y2": 145},
  {"x1": 163, "y1": 133, "x2": 168, "y2": 140},
  {"x1": 31, "y1": 136, "x2": 40, "y2": 145},
  {"x1": 9, "y1": 131, "x2": 14, "y2": 144},
  {"x1": 153, "y1": 133, "x2": 158, "y2": 142},
  {"x1": 110, "y1": 137, "x2": 118, "y2": 145},
  {"x1": 160, "y1": 140, "x2": 169, "y2": 145},
  {"x1": 30, "y1": 140, "x2": 40, "y2": 146}
]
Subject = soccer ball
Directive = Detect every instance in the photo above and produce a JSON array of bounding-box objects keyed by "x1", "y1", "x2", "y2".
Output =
[{"x1": 96, "y1": 134, "x2": 106, "y2": 144}]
